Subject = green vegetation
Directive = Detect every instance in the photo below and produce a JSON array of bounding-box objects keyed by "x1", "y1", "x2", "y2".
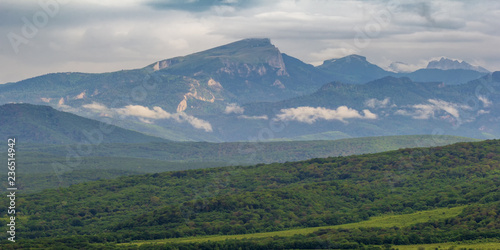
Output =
[
  {"x1": 395, "y1": 240, "x2": 500, "y2": 249},
  {"x1": 0, "y1": 140, "x2": 499, "y2": 249},
  {"x1": 122, "y1": 206, "x2": 465, "y2": 246},
  {"x1": 274, "y1": 130, "x2": 352, "y2": 141},
  {"x1": 0, "y1": 135, "x2": 478, "y2": 193},
  {"x1": 18, "y1": 135, "x2": 479, "y2": 162}
]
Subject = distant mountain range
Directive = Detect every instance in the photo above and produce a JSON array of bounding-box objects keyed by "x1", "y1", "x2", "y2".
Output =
[
  {"x1": 389, "y1": 57, "x2": 490, "y2": 74},
  {"x1": 427, "y1": 57, "x2": 490, "y2": 73},
  {"x1": 1, "y1": 102, "x2": 479, "y2": 192},
  {"x1": 0, "y1": 38, "x2": 498, "y2": 141}
]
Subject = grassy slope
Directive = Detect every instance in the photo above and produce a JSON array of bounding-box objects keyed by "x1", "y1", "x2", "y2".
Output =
[{"x1": 122, "y1": 206, "x2": 466, "y2": 245}]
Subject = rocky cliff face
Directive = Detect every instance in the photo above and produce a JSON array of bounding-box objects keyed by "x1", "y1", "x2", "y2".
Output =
[
  {"x1": 266, "y1": 47, "x2": 288, "y2": 76},
  {"x1": 153, "y1": 58, "x2": 181, "y2": 71},
  {"x1": 150, "y1": 38, "x2": 288, "y2": 77}
]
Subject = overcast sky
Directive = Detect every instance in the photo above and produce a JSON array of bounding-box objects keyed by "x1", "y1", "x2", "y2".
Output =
[{"x1": 1, "y1": 0, "x2": 499, "y2": 84}]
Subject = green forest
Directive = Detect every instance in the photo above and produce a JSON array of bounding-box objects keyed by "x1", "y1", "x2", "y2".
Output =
[
  {"x1": 0, "y1": 139, "x2": 499, "y2": 249},
  {"x1": 1, "y1": 135, "x2": 476, "y2": 193}
]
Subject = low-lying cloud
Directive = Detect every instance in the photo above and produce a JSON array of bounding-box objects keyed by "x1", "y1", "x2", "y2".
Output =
[
  {"x1": 238, "y1": 115, "x2": 269, "y2": 120},
  {"x1": 365, "y1": 97, "x2": 391, "y2": 109},
  {"x1": 224, "y1": 103, "x2": 245, "y2": 114},
  {"x1": 83, "y1": 102, "x2": 213, "y2": 132},
  {"x1": 275, "y1": 106, "x2": 377, "y2": 124},
  {"x1": 478, "y1": 96, "x2": 492, "y2": 108},
  {"x1": 395, "y1": 99, "x2": 471, "y2": 120}
]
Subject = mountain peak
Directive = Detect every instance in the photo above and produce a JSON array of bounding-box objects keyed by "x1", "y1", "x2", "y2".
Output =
[
  {"x1": 150, "y1": 38, "x2": 288, "y2": 77},
  {"x1": 426, "y1": 57, "x2": 489, "y2": 73},
  {"x1": 317, "y1": 54, "x2": 392, "y2": 84},
  {"x1": 196, "y1": 38, "x2": 275, "y2": 56},
  {"x1": 322, "y1": 54, "x2": 366, "y2": 64},
  {"x1": 345, "y1": 54, "x2": 367, "y2": 61},
  {"x1": 234, "y1": 38, "x2": 272, "y2": 46}
]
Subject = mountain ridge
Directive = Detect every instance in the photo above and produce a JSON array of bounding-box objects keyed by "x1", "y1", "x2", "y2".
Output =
[
  {"x1": 427, "y1": 57, "x2": 490, "y2": 73},
  {"x1": 0, "y1": 103, "x2": 168, "y2": 144},
  {"x1": 0, "y1": 38, "x2": 497, "y2": 141}
]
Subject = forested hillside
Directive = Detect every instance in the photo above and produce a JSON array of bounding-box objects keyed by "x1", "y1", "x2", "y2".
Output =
[{"x1": 1, "y1": 140, "x2": 499, "y2": 248}]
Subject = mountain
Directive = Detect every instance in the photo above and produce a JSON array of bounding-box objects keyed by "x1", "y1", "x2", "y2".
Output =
[
  {"x1": 0, "y1": 38, "x2": 331, "y2": 141},
  {"x1": 146, "y1": 38, "x2": 327, "y2": 103},
  {"x1": 0, "y1": 103, "x2": 167, "y2": 144},
  {"x1": 0, "y1": 102, "x2": 478, "y2": 192},
  {"x1": 315, "y1": 54, "x2": 487, "y2": 85},
  {"x1": 0, "y1": 39, "x2": 496, "y2": 141},
  {"x1": 401, "y1": 68, "x2": 487, "y2": 85},
  {"x1": 391, "y1": 57, "x2": 489, "y2": 84},
  {"x1": 427, "y1": 57, "x2": 490, "y2": 73},
  {"x1": 240, "y1": 74, "x2": 500, "y2": 140},
  {"x1": 316, "y1": 54, "x2": 395, "y2": 84},
  {"x1": 3, "y1": 139, "x2": 499, "y2": 248}
]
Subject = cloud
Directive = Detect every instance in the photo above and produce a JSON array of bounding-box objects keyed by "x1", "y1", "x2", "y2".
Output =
[
  {"x1": 175, "y1": 112, "x2": 213, "y2": 132},
  {"x1": 139, "y1": 117, "x2": 154, "y2": 124},
  {"x1": 275, "y1": 106, "x2": 377, "y2": 124},
  {"x1": 224, "y1": 103, "x2": 244, "y2": 114},
  {"x1": 478, "y1": 96, "x2": 492, "y2": 107},
  {"x1": 83, "y1": 103, "x2": 212, "y2": 132},
  {"x1": 395, "y1": 99, "x2": 471, "y2": 120},
  {"x1": 145, "y1": 0, "x2": 258, "y2": 12},
  {"x1": 82, "y1": 102, "x2": 111, "y2": 112},
  {"x1": 387, "y1": 61, "x2": 422, "y2": 73},
  {"x1": 398, "y1": 2, "x2": 466, "y2": 30},
  {"x1": 1, "y1": 0, "x2": 500, "y2": 85},
  {"x1": 238, "y1": 115, "x2": 268, "y2": 120},
  {"x1": 117, "y1": 105, "x2": 170, "y2": 119},
  {"x1": 364, "y1": 97, "x2": 391, "y2": 109},
  {"x1": 363, "y1": 109, "x2": 378, "y2": 119},
  {"x1": 478, "y1": 110, "x2": 490, "y2": 115}
]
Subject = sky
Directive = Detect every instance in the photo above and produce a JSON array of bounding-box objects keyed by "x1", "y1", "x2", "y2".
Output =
[{"x1": 1, "y1": 0, "x2": 499, "y2": 84}]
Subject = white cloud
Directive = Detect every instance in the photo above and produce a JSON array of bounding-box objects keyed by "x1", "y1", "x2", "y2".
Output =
[
  {"x1": 1, "y1": 0, "x2": 500, "y2": 85},
  {"x1": 116, "y1": 105, "x2": 170, "y2": 119},
  {"x1": 386, "y1": 61, "x2": 423, "y2": 73},
  {"x1": 83, "y1": 103, "x2": 213, "y2": 132},
  {"x1": 363, "y1": 109, "x2": 378, "y2": 119},
  {"x1": 275, "y1": 106, "x2": 377, "y2": 124},
  {"x1": 139, "y1": 117, "x2": 153, "y2": 124},
  {"x1": 478, "y1": 110, "x2": 490, "y2": 115},
  {"x1": 82, "y1": 102, "x2": 110, "y2": 112},
  {"x1": 364, "y1": 97, "x2": 391, "y2": 109},
  {"x1": 238, "y1": 115, "x2": 268, "y2": 120},
  {"x1": 395, "y1": 99, "x2": 471, "y2": 120},
  {"x1": 224, "y1": 103, "x2": 244, "y2": 114},
  {"x1": 176, "y1": 112, "x2": 213, "y2": 132},
  {"x1": 478, "y1": 96, "x2": 492, "y2": 107}
]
